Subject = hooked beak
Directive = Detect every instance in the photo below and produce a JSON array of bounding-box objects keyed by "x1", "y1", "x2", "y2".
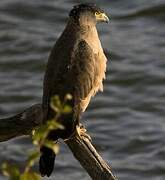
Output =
[{"x1": 96, "y1": 13, "x2": 109, "y2": 23}]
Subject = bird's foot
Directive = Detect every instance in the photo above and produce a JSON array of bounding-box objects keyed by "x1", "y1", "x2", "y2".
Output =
[
  {"x1": 75, "y1": 124, "x2": 92, "y2": 141},
  {"x1": 63, "y1": 124, "x2": 91, "y2": 142}
]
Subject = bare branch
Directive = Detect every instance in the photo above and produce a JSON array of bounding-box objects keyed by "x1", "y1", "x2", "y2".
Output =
[
  {"x1": 66, "y1": 136, "x2": 117, "y2": 180},
  {"x1": 0, "y1": 104, "x2": 117, "y2": 180},
  {"x1": 0, "y1": 104, "x2": 42, "y2": 142}
]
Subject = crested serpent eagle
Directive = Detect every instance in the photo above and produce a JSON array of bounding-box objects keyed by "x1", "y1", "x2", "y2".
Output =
[{"x1": 39, "y1": 3, "x2": 109, "y2": 177}]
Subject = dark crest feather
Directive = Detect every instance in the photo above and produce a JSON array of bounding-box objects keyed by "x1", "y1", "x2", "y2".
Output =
[{"x1": 69, "y1": 3, "x2": 104, "y2": 19}]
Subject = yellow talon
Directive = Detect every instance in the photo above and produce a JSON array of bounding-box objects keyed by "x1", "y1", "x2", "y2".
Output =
[{"x1": 76, "y1": 124, "x2": 92, "y2": 141}]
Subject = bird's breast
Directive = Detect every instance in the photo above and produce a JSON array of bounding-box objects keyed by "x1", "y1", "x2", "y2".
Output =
[
  {"x1": 83, "y1": 27, "x2": 102, "y2": 54},
  {"x1": 79, "y1": 30, "x2": 107, "y2": 112}
]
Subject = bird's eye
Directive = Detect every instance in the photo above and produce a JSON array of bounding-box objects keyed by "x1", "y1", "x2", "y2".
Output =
[{"x1": 95, "y1": 12, "x2": 100, "y2": 16}]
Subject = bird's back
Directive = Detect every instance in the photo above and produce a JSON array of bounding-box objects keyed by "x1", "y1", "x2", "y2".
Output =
[{"x1": 42, "y1": 20, "x2": 80, "y2": 120}]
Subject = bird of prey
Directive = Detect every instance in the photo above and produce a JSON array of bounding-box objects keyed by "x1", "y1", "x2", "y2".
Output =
[{"x1": 39, "y1": 3, "x2": 109, "y2": 177}]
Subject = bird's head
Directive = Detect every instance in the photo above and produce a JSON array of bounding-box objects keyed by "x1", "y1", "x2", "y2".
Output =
[{"x1": 69, "y1": 3, "x2": 109, "y2": 26}]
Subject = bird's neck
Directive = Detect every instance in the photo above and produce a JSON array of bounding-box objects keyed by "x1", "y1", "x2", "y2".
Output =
[
  {"x1": 65, "y1": 19, "x2": 101, "y2": 54},
  {"x1": 78, "y1": 13, "x2": 96, "y2": 27},
  {"x1": 78, "y1": 24, "x2": 101, "y2": 54},
  {"x1": 67, "y1": 19, "x2": 98, "y2": 37}
]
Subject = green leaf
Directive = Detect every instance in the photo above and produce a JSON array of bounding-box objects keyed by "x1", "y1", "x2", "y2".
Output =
[
  {"x1": 27, "y1": 151, "x2": 40, "y2": 168},
  {"x1": 47, "y1": 120, "x2": 64, "y2": 130},
  {"x1": 20, "y1": 172, "x2": 40, "y2": 180},
  {"x1": 62, "y1": 105, "x2": 72, "y2": 114},
  {"x1": 44, "y1": 140, "x2": 60, "y2": 154},
  {"x1": 32, "y1": 125, "x2": 49, "y2": 145},
  {"x1": 50, "y1": 96, "x2": 62, "y2": 112},
  {"x1": 1, "y1": 162, "x2": 20, "y2": 180},
  {"x1": 65, "y1": 94, "x2": 72, "y2": 100}
]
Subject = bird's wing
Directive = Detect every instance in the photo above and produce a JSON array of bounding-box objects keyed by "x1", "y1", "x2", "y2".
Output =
[{"x1": 72, "y1": 40, "x2": 98, "y2": 101}]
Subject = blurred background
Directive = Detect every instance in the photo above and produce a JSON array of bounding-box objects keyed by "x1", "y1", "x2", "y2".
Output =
[{"x1": 0, "y1": 0, "x2": 165, "y2": 179}]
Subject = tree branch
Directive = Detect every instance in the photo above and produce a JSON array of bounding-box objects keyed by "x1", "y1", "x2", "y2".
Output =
[
  {"x1": 0, "y1": 104, "x2": 42, "y2": 142},
  {"x1": 0, "y1": 104, "x2": 117, "y2": 180},
  {"x1": 66, "y1": 136, "x2": 117, "y2": 180}
]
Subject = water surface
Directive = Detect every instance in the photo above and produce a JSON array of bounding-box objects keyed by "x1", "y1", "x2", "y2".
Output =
[{"x1": 0, "y1": 0, "x2": 165, "y2": 179}]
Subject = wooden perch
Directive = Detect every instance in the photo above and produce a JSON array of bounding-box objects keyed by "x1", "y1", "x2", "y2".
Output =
[
  {"x1": 0, "y1": 104, "x2": 117, "y2": 180},
  {"x1": 66, "y1": 135, "x2": 117, "y2": 180},
  {"x1": 0, "y1": 104, "x2": 42, "y2": 142}
]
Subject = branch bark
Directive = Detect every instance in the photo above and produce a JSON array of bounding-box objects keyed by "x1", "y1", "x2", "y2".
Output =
[
  {"x1": 0, "y1": 104, "x2": 117, "y2": 180},
  {"x1": 66, "y1": 135, "x2": 117, "y2": 180},
  {"x1": 0, "y1": 104, "x2": 42, "y2": 142}
]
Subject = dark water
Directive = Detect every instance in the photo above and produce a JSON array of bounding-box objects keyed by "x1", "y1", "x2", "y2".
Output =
[{"x1": 0, "y1": 0, "x2": 165, "y2": 179}]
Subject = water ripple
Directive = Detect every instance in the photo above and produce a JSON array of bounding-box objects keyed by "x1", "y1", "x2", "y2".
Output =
[
  {"x1": 0, "y1": 0, "x2": 165, "y2": 180},
  {"x1": 114, "y1": 4, "x2": 165, "y2": 20}
]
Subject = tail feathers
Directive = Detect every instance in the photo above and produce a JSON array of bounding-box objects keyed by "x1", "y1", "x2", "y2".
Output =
[{"x1": 39, "y1": 146, "x2": 56, "y2": 177}]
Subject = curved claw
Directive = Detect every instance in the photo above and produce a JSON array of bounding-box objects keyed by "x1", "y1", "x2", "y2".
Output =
[{"x1": 76, "y1": 124, "x2": 92, "y2": 142}]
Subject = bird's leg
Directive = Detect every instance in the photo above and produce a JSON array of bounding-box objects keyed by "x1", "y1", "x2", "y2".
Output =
[
  {"x1": 75, "y1": 123, "x2": 92, "y2": 142},
  {"x1": 64, "y1": 113, "x2": 91, "y2": 142}
]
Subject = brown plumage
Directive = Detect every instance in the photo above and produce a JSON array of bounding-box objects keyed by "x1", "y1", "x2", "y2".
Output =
[{"x1": 39, "y1": 3, "x2": 109, "y2": 177}]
